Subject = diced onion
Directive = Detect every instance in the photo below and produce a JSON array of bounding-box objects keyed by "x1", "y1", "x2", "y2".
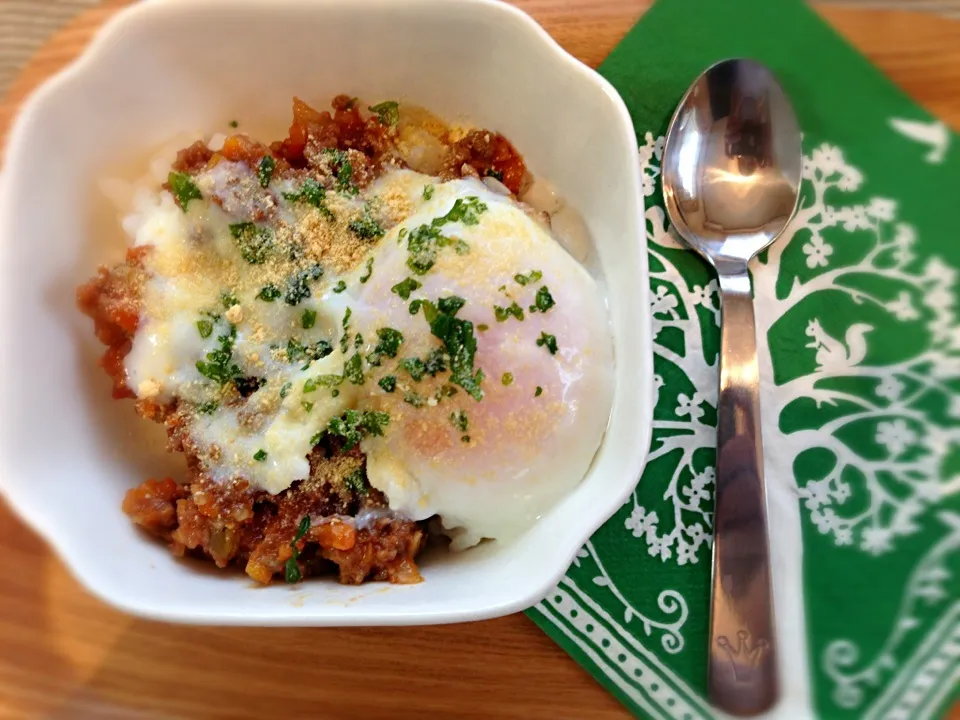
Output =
[
  {"x1": 520, "y1": 177, "x2": 561, "y2": 215},
  {"x1": 550, "y1": 204, "x2": 592, "y2": 263}
]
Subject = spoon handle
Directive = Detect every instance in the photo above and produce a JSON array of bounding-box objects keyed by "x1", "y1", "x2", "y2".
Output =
[{"x1": 708, "y1": 267, "x2": 779, "y2": 717}]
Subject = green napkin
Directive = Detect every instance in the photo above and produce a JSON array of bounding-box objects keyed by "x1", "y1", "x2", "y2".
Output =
[{"x1": 526, "y1": 1, "x2": 960, "y2": 717}]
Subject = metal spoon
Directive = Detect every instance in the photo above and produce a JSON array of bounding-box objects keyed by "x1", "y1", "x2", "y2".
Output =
[{"x1": 661, "y1": 59, "x2": 802, "y2": 717}]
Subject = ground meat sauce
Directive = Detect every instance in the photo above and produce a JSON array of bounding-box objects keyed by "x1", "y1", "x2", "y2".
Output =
[{"x1": 78, "y1": 95, "x2": 525, "y2": 585}]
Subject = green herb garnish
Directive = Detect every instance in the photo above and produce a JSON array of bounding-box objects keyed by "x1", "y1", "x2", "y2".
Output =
[
  {"x1": 302, "y1": 309, "x2": 317, "y2": 329},
  {"x1": 502, "y1": 372, "x2": 514, "y2": 386},
  {"x1": 221, "y1": 291, "x2": 239, "y2": 309},
  {"x1": 486, "y1": 168, "x2": 504, "y2": 182},
  {"x1": 536, "y1": 332, "x2": 558, "y2": 355},
  {"x1": 284, "y1": 178, "x2": 334, "y2": 219},
  {"x1": 368, "y1": 100, "x2": 400, "y2": 126},
  {"x1": 197, "y1": 319, "x2": 214, "y2": 338},
  {"x1": 530, "y1": 286, "x2": 555, "y2": 313},
  {"x1": 284, "y1": 264, "x2": 323, "y2": 306},
  {"x1": 359, "y1": 257, "x2": 374, "y2": 283},
  {"x1": 366, "y1": 327, "x2": 404, "y2": 366},
  {"x1": 343, "y1": 468, "x2": 367, "y2": 495},
  {"x1": 257, "y1": 155, "x2": 275, "y2": 188},
  {"x1": 198, "y1": 400, "x2": 219, "y2": 414},
  {"x1": 258, "y1": 284, "x2": 282, "y2": 302},
  {"x1": 514, "y1": 270, "x2": 543, "y2": 286},
  {"x1": 229, "y1": 120, "x2": 239, "y2": 128},
  {"x1": 284, "y1": 515, "x2": 311, "y2": 584},
  {"x1": 401, "y1": 357, "x2": 426, "y2": 382},
  {"x1": 349, "y1": 213, "x2": 385, "y2": 240},
  {"x1": 333, "y1": 280, "x2": 347, "y2": 294},
  {"x1": 196, "y1": 325, "x2": 242, "y2": 386},
  {"x1": 494, "y1": 302, "x2": 524, "y2": 322},
  {"x1": 340, "y1": 307, "x2": 352, "y2": 353},
  {"x1": 535, "y1": 386, "x2": 543, "y2": 397},
  {"x1": 343, "y1": 353, "x2": 364, "y2": 385},
  {"x1": 302, "y1": 401, "x2": 314, "y2": 412},
  {"x1": 285, "y1": 338, "x2": 332, "y2": 364},
  {"x1": 254, "y1": 449, "x2": 268, "y2": 462},
  {"x1": 280, "y1": 382, "x2": 292, "y2": 399},
  {"x1": 379, "y1": 375, "x2": 397, "y2": 393},
  {"x1": 404, "y1": 391, "x2": 426, "y2": 408},
  {"x1": 417, "y1": 298, "x2": 485, "y2": 401},
  {"x1": 168, "y1": 171, "x2": 202, "y2": 212},
  {"x1": 423, "y1": 184, "x2": 435, "y2": 201},
  {"x1": 230, "y1": 222, "x2": 273, "y2": 264},
  {"x1": 450, "y1": 410, "x2": 468, "y2": 432},
  {"x1": 391, "y1": 277, "x2": 422, "y2": 300},
  {"x1": 326, "y1": 409, "x2": 390, "y2": 451}
]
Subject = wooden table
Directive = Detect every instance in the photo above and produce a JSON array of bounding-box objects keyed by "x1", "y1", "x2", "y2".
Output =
[{"x1": 1, "y1": 3, "x2": 958, "y2": 718}]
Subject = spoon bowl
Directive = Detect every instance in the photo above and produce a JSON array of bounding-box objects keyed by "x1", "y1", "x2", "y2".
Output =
[
  {"x1": 663, "y1": 59, "x2": 802, "y2": 272},
  {"x1": 661, "y1": 58, "x2": 802, "y2": 717}
]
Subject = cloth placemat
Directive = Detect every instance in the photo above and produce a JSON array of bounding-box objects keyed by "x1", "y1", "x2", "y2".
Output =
[{"x1": 527, "y1": 0, "x2": 960, "y2": 717}]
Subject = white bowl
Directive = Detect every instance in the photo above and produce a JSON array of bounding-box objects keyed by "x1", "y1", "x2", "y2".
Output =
[{"x1": 0, "y1": 0, "x2": 651, "y2": 625}]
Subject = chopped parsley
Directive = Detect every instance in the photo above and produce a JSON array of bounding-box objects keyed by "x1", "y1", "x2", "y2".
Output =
[
  {"x1": 391, "y1": 277, "x2": 422, "y2": 300},
  {"x1": 366, "y1": 327, "x2": 404, "y2": 366},
  {"x1": 423, "y1": 184, "x2": 435, "y2": 201},
  {"x1": 315, "y1": 374, "x2": 345, "y2": 388},
  {"x1": 254, "y1": 449, "x2": 268, "y2": 462},
  {"x1": 409, "y1": 299, "x2": 424, "y2": 315},
  {"x1": 168, "y1": 171, "x2": 202, "y2": 212},
  {"x1": 258, "y1": 284, "x2": 282, "y2": 302},
  {"x1": 438, "y1": 296, "x2": 466, "y2": 315},
  {"x1": 535, "y1": 386, "x2": 543, "y2": 397},
  {"x1": 302, "y1": 400, "x2": 314, "y2": 412},
  {"x1": 257, "y1": 155, "x2": 275, "y2": 188},
  {"x1": 434, "y1": 196, "x2": 488, "y2": 227},
  {"x1": 438, "y1": 384, "x2": 458, "y2": 398},
  {"x1": 514, "y1": 270, "x2": 543, "y2": 286},
  {"x1": 418, "y1": 297, "x2": 485, "y2": 401},
  {"x1": 284, "y1": 515, "x2": 311, "y2": 584},
  {"x1": 486, "y1": 168, "x2": 504, "y2": 182},
  {"x1": 477, "y1": 323, "x2": 489, "y2": 332},
  {"x1": 283, "y1": 178, "x2": 334, "y2": 219},
  {"x1": 326, "y1": 409, "x2": 390, "y2": 451},
  {"x1": 404, "y1": 391, "x2": 426, "y2": 408},
  {"x1": 279, "y1": 382, "x2": 292, "y2": 399},
  {"x1": 378, "y1": 375, "x2": 397, "y2": 393},
  {"x1": 537, "y1": 332, "x2": 559, "y2": 355},
  {"x1": 196, "y1": 319, "x2": 214, "y2": 338},
  {"x1": 198, "y1": 400, "x2": 219, "y2": 414},
  {"x1": 359, "y1": 257, "x2": 374, "y2": 283},
  {"x1": 401, "y1": 357, "x2": 426, "y2": 382},
  {"x1": 461, "y1": 435, "x2": 471, "y2": 443},
  {"x1": 494, "y1": 302, "x2": 524, "y2": 322},
  {"x1": 450, "y1": 410, "x2": 469, "y2": 432},
  {"x1": 230, "y1": 222, "x2": 273, "y2": 264},
  {"x1": 221, "y1": 291, "x2": 239, "y2": 309},
  {"x1": 196, "y1": 325, "x2": 242, "y2": 386},
  {"x1": 284, "y1": 264, "x2": 323, "y2": 306},
  {"x1": 424, "y1": 348, "x2": 447, "y2": 376},
  {"x1": 530, "y1": 286, "x2": 555, "y2": 313},
  {"x1": 285, "y1": 338, "x2": 332, "y2": 364},
  {"x1": 368, "y1": 100, "x2": 400, "y2": 126},
  {"x1": 502, "y1": 372, "x2": 514, "y2": 386},
  {"x1": 348, "y1": 213, "x2": 385, "y2": 240},
  {"x1": 333, "y1": 280, "x2": 347, "y2": 294},
  {"x1": 303, "y1": 378, "x2": 318, "y2": 393},
  {"x1": 339, "y1": 307, "x2": 352, "y2": 353},
  {"x1": 343, "y1": 353, "x2": 364, "y2": 385},
  {"x1": 321, "y1": 149, "x2": 359, "y2": 195},
  {"x1": 343, "y1": 468, "x2": 367, "y2": 495},
  {"x1": 354, "y1": 332, "x2": 363, "y2": 349},
  {"x1": 302, "y1": 309, "x2": 317, "y2": 329},
  {"x1": 405, "y1": 224, "x2": 469, "y2": 275},
  {"x1": 229, "y1": 120, "x2": 239, "y2": 128}
]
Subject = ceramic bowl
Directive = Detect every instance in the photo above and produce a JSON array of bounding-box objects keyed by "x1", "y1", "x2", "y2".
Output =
[{"x1": 0, "y1": 0, "x2": 651, "y2": 625}]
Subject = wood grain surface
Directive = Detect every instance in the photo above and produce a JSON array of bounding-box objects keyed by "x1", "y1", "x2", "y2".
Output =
[{"x1": 1, "y1": 3, "x2": 958, "y2": 719}]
